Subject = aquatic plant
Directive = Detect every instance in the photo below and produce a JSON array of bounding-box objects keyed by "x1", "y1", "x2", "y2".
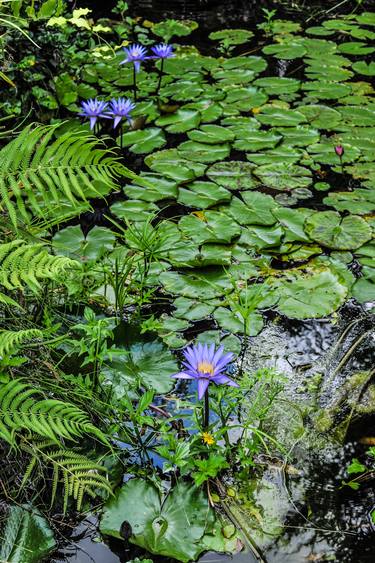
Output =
[
  {"x1": 79, "y1": 98, "x2": 110, "y2": 130},
  {"x1": 120, "y1": 43, "x2": 148, "y2": 100},
  {"x1": 109, "y1": 97, "x2": 136, "y2": 128},
  {"x1": 172, "y1": 343, "x2": 238, "y2": 428}
]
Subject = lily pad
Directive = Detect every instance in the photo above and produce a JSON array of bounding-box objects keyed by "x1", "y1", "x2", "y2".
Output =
[
  {"x1": 253, "y1": 77, "x2": 301, "y2": 95},
  {"x1": 224, "y1": 191, "x2": 278, "y2": 226},
  {"x1": 101, "y1": 479, "x2": 213, "y2": 563},
  {"x1": 276, "y1": 269, "x2": 348, "y2": 319},
  {"x1": 214, "y1": 307, "x2": 264, "y2": 336},
  {"x1": 206, "y1": 161, "x2": 257, "y2": 190},
  {"x1": 298, "y1": 104, "x2": 342, "y2": 129},
  {"x1": 338, "y1": 42, "x2": 375, "y2": 55},
  {"x1": 155, "y1": 109, "x2": 201, "y2": 133},
  {"x1": 256, "y1": 107, "x2": 307, "y2": 127},
  {"x1": 254, "y1": 163, "x2": 313, "y2": 190},
  {"x1": 0, "y1": 505, "x2": 56, "y2": 563},
  {"x1": 179, "y1": 211, "x2": 240, "y2": 244},
  {"x1": 160, "y1": 269, "x2": 232, "y2": 299},
  {"x1": 121, "y1": 127, "x2": 166, "y2": 154},
  {"x1": 302, "y1": 81, "x2": 352, "y2": 100},
  {"x1": 52, "y1": 226, "x2": 115, "y2": 262},
  {"x1": 178, "y1": 181, "x2": 231, "y2": 208},
  {"x1": 305, "y1": 211, "x2": 372, "y2": 250},
  {"x1": 233, "y1": 131, "x2": 282, "y2": 152},
  {"x1": 102, "y1": 341, "x2": 177, "y2": 395},
  {"x1": 209, "y1": 28, "x2": 254, "y2": 46},
  {"x1": 178, "y1": 140, "x2": 231, "y2": 163},
  {"x1": 187, "y1": 125, "x2": 235, "y2": 144},
  {"x1": 111, "y1": 200, "x2": 159, "y2": 223},
  {"x1": 145, "y1": 149, "x2": 206, "y2": 182},
  {"x1": 263, "y1": 42, "x2": 307, "y2": 60}
]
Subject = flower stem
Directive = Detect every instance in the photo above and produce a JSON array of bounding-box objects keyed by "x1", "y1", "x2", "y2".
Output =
[
  {"x1": 340, "y1": 155, "x2": 344, "y2": 175},
  {"x1": 133, "y1": 64, "x2": 137, "y2": 101},
  {"x1": 156, "y1": 58, "x2": 164, "y2": 97},
  {"x1": 204, "y1": 389, "x2": 209, "y2": 429}
]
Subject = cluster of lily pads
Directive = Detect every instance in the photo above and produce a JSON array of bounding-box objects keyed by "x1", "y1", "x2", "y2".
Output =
[{"x1": 52, "y1": 11, "x2": 375, "y2": 352}]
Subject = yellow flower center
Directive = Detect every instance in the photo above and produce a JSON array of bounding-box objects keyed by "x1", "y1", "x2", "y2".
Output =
[{"x1": 198, "y1": 362, "x2": 214, "y2": 376}]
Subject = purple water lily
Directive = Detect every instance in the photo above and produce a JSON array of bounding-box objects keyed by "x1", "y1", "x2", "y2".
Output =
[
  {"x1": 79, "y1": 98, "x2": 110, "y2": 130},
  {"x1": 151, "y1": 43, "x2": 174, "y2": 59},
  {"x1": 172, "y1": 343, "x2": 238, "y2": 400},
  {"x1": 109, "y1": 98, "x2": 136, "y2": 128},
  {"x1": 120, "y1": 44, "x2": 148, "y2": 73},
  {"x1": 335, "y1": 145, "x2": 344, "y2": 157}
]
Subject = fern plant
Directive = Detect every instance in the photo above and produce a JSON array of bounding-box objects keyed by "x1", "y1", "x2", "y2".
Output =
[
  {"x1": 0, "y1": 379, "x2": 110, "y2": 447},
  {"x1": 0, "y1": 123, "x2": 137, "y2": 230},
  {"x1": 0, "y1": 238, "x2": 80, "y2": 293},
  {"x1": 21, "y1": 440, "x2": 113, "y2": 513},
  {"x1": 0, "y1": 328, "x2": 43, "y2": 356}
]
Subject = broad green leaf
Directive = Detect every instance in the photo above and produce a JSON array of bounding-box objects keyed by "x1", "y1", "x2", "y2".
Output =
[
  {"x1": 102, "y1": 341, "x2": 177, "y2": 395},
  {"x1": 0, "y1": 505, "x2": 56, "y2": 563},
  {"x1": 178, "y1": 140, "x2": 231, "y2": 163},
  {"x1": 110, "y1": 200, "x2": 159, "y2": 222},
  {"x1": 254, "y1": 163, "x2": 313, "y2": 190},
  {"x1": 207, "y1": 161, "x2": 257, "y2": 190},
  {"x1": 100, "y1": 479, "x2": 213, "y2": 563},
  {"x1": 263, "y1": 42, "x2": 307, "y2": 60},
  {"x1": 52, "y1": 226, "x2": 115, "y2": 261},
  {"x1": 178, "y1": 181, "x2": 231, "y2": 208},
  {"x1": 160, "y1": 269, "x2": 232, "y2": 299},
  {"x1": 187, "y1": 125, "x2": 235, "y2": 144},
  {"x1": 305, "y1": 211, "x2": 372, "y2": 250},
  {"x1": 179, "y1": 211, "x2": 240, "y2": 244},
  {"x1": 120, "y1": 128, "x2": 166, "y2": 154},
  {"x1": 155, "y1": 109, "x2": 201, "y2": 133},
  {"x1": 224, "y1": 191, "x2": 278, "y2": 226}
]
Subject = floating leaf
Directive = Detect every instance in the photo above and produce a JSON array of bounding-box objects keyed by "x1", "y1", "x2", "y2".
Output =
[
  {"x1": 276, "y1": 270, "x2": 348, "y2": 319},
  {"x1": 178, "y1": 140, "x2": 231, "y2": 163},
  {"x1": 263, "y1": 42, "x2": 307, "y2": 60},
  {"x1": 254, "y1": 163, "x2": 313, "y2": 190},
  {"x1": 155, "y1": 109, "x2": 201, "y2": 133},
  {"x1": 52, "y1": 226, "x2": 115, "y2": 261},
  {"x1": 224, "y1": 191, "x2": 278, "y2": 226},
  {"x1": 206, "y1": 161, "x2": 257, "y2": 190},
  {"x1": 305, "y1": 211, "x2": 372, "y2": 250},
  {"x1": 187, "y1": 125, "x2": 235, "y2": 144},
  {"x1": 178, "y1": 181, "x2": 231, "y2": 208},
  {"x1": 209, "y1": 28, "x2": 254, "y2": 46},
  {"x1": 102, "y1": 341, "x2": 177, "y2": 395},
  {"x1": 111, "y1": 200, "x2": 159, "y2": 223},
  {"x1": 256, "y1": 107, "x2": 307, "y2": 127},
  {"x1": 0, "y1": 505, "x2": 56, "y2": 563},
  {"x1": 101, "y1": 479, "x2": 212, "y2": 562},
  {"x1": 121, "y1": 127, "x2": 166, "y2": 154},
  {"x1": 160, "y1": 269, "x2": 232, "y2": 299},
  {"x1": 254, "y1": 77, "x2": 301, "y2": 95},
  {"x1": 179, "y1": 211, "x2": 240, "y2": 244}
]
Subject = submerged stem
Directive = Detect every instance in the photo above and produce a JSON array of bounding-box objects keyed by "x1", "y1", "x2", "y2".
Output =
[{"x1": 156, "y1": 58, "x2": 164, "y2": 97}]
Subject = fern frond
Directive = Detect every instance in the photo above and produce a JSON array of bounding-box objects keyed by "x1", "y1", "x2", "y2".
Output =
[
  {"x1": 0, "y1": 239, "x2": 80, "y2": 292},
  {"x1": 0, "y1": 328, "x2": 43, "y2": 356},
  {"x1": 21, "y1": 441, "x2": 113, "y2": 513},
  {"x1": 0, "y1": 123, "x2": 138, "y2": 230},
  {"x1": 0, "y1": 379, "x2": 110, "y2": 447}
]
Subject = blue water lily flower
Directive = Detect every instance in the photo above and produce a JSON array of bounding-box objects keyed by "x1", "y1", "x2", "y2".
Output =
[
  {"x1": 109, "y1": 98, "x2": 136, "y2": 128},
  {"x1": 120, "y1": 44, "x2": 148, "y2": 73},
  {"x1": 172, "y1": 343, "x2": 238, "y2": 400},
  {"x1": 79, "y1": 99, "x2": 110, "y2": 130},
  {"x1": 151, "y1": 43, "x2": 174, "y2": 59}
]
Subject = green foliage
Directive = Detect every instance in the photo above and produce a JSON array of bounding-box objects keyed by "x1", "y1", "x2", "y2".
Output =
[
  {"x1": 0, "y1": 504, "x2": 56, "y2": 563},
  {"x1": 22, "y1": 442, "x2": 113, "y2": 512},
  {"x1": 0, "y1": 328, "x2": 43, "y2": 356},
  {"x1": 0, "y1": 379, "x2": 109, "y2": 447},
  {"x1": 100, "y1": 479, "x2": 215, "y2": 562},
  {"x1": 0, "y1": 239, "x2": 79, "y2": 292},
  {"x1": 0, "y1": 124, "x2": 134, "y2": 230},
  {"x1": 192, "y1": 454, "x2": 229, "y2": 486}
]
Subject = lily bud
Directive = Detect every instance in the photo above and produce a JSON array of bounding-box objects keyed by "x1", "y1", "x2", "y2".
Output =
[{"x1": 335, "y1": 145, "x2": 344, "y2": 157}]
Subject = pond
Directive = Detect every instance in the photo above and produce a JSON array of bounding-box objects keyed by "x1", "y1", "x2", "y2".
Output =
[{"x1": 0, "y1": 1, "x2": 374, "y2": 562}]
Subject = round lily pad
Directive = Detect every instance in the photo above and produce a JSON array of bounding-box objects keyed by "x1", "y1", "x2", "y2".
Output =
[
  {"x1": 155, "y1": 109, "x2": 201, "y2": 133},
  {"x1": 178, "y1": 181, "x2": 231, "y2": 208},
  {"x1": 178, "y1": 140, "x2": 231, "y2": 163},
  {"x1": 256, "y1": 106, "x2": 307, "y2": 127},
  {"x1": 305, "y1": 211, "x2": 372, "y2": 250},
  {"x1": 254, "y1": 163, "x2": 313, "y2": 190},
  {"x1": 120, "y1": 127, "x2": 166, "y2": 154},
  {"x1": 263, "y1": 42, "x2": 307, "y2": 60},
  {"x1": 187, "y1": 124, "x2": 235, "y2": 144},
  {"x1": 206, "y1": 161, "x2": 257, "y2": 190}
]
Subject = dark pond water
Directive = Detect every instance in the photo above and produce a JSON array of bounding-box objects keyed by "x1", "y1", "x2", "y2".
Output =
[{"x1": 50, "y1": 1, "x2": 375, "y2": 562}]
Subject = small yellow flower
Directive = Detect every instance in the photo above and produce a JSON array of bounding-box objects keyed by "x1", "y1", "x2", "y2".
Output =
[
  {"x1": 202, "y1": 432, "x2": 215, "y2": 446},
  {"x1": 252, "y1": 107, "x2": 262, "y2": 114}
]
